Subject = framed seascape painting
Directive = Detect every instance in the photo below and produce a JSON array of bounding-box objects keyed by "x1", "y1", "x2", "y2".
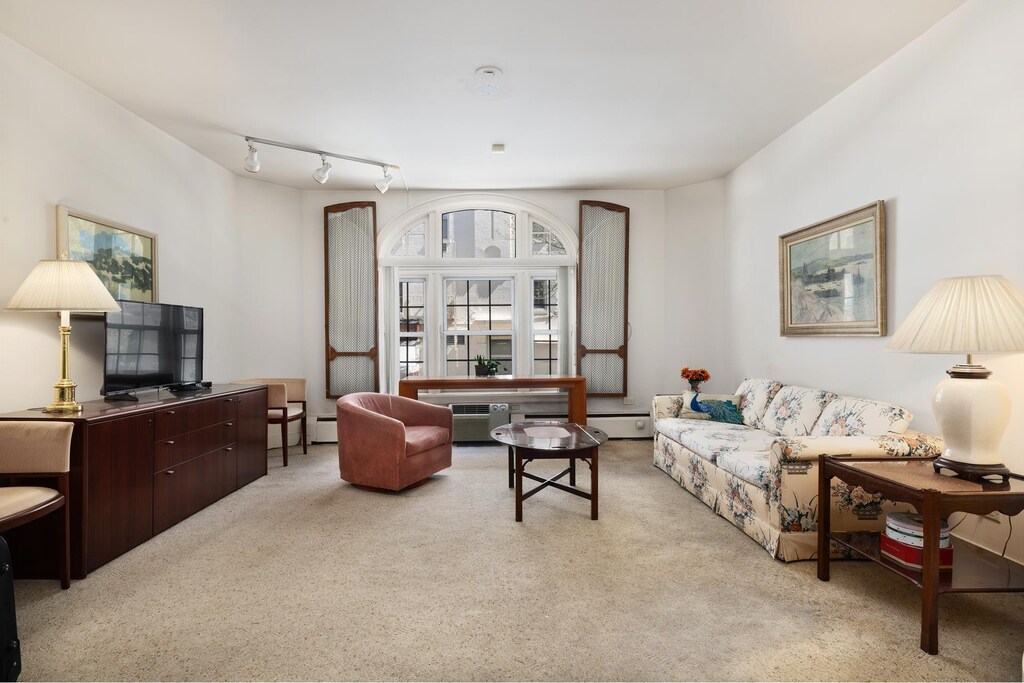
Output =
[
  {"x1": 57, "y1": 205, "x2": 158, "y2": 303},
  {"x1": 779, "y1": 201, "x2": 885, "y2": 337}
]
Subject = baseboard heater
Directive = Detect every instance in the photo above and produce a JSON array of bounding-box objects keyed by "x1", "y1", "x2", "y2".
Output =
[{"x1": 313, "y1": 416, "x2": 337, "y2": 444}]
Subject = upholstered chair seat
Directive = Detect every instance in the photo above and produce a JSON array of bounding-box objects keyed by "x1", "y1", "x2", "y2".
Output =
[
  {"x1": 336, "y1": 393, "x2": 453, "y2": 491},
  {"x1": 0, "y1": 421, "x2": 75, "y2": 588}
]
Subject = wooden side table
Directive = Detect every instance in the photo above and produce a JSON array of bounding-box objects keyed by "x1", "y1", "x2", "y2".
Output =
[{"x1": 817, "y1": 456, "x2": 1024, "y2": 654}]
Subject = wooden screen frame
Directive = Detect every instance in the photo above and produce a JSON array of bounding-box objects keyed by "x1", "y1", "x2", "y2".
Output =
[
  {"x1": 324, "y1": 201, "x2": 379, "y2": 399},
  {"x1": 576, "y1": 200, "x2": 629, "y2": 397}
]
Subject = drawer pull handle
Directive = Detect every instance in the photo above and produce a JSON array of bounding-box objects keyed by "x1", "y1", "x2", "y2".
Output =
[
  {"x1": 165, "y1": 470, "x2": 175, "y2": 475},
  {"x1": 166, "y1": 440, "x2": 175, "y2": 445},
  {"x1": 225, "y1": 422, "x2": 233, "y2": 427},
  {"x1": 167, "y1": 410, "x2": 176, "y2": 415},
  {"x1": 225, "y1": 447, "x2": 234, "y2": 452}
]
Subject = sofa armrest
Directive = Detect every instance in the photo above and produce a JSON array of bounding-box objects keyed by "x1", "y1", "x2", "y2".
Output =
[
  {"x1": 777, "y1": 430, "x2": 944, "y2": 462},
  {"x1": 652, "y1": 394, "x2": 687, "y2": 419}
]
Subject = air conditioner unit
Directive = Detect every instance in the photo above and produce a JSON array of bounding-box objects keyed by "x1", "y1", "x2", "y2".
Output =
[{"x1": 452, "y1": 403, "x2": 509, "y2": 442}]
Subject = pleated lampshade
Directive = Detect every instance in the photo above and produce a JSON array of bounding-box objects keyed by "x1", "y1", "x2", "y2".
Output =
[
  {"x1": 6, "y1": 259, "x2": 121, "y2": 312},
  {"x1": 888, "y1": 275, "x2": 1024, "y2": 354}
]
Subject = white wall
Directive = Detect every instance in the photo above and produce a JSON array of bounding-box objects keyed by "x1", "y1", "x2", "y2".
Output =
[
  {"x1": 299, "y1": 189, "x2": 666, "y2": 418},
  {"x1": 0, "y1": 33, "x2": 301, "y2": 414},
  {"x1": 720, "y1": 0, "x2": 1024, "y2": 558},
  {"x1": 663, "y1": 180, "x2": 727, "y2": 394}
]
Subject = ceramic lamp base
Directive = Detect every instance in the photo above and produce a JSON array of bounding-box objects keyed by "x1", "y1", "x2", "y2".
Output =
[{"x1": 932, "y1": 365, "x2": 1010, "y2": 469}]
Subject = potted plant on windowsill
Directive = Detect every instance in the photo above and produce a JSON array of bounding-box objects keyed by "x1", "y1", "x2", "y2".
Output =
[{"x1": 474, "y1": 355, "x2": 489, "y2": 377}]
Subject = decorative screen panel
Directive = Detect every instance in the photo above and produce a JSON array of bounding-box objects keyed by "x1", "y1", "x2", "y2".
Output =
[
  {"x1": 325, "y1": 202, "x2": 378, "y2": 398},
  {"x1": 577, "y1": 201, "x2": 628, "y2": 396}
]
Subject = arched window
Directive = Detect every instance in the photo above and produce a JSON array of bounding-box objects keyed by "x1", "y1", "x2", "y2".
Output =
[{"x1": 377, "y1": 195, "x2": 577, "y2": 392}]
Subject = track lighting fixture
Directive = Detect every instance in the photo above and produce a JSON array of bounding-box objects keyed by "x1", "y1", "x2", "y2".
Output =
[
  {"x1": 374, "y1": 167, "x2": 394, "y2": 194},
  {"x1": 312, "y1": 155, "x2": 332, "y2": 184},
  {"x1": 242, "y1": 136, "x2": 399, "y2": 189},
  {"x1": 243, "y1": 142, "x2": 260, "y2": 173}
]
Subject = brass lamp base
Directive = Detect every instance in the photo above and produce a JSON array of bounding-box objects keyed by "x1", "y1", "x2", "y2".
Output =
[{"x1": 44, "y1": 378, "x2": 82, "y2": 413}]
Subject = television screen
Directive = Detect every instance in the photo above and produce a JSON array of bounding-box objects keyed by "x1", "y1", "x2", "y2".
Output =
[{"x1": 103, "y1": 301, "x2": 204, "y2": 395}]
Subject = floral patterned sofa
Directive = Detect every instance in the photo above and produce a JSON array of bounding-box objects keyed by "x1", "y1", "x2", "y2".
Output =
[{"x1": 652, "y1": 378, "x2": 943, "y2": 561}]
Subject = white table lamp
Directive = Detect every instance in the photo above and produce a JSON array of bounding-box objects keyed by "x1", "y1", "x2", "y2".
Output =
[
  {"x1": 888, "y1": 274, "x2": 1024, "y2": 481},
  {"x1": 6, "y1": 255, "x2": 121, "y2": 412}
]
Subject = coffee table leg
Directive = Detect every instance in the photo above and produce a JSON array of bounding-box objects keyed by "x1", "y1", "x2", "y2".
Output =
[
  {"x1": 591, "y1": 448, "x2": 599, "y2": 521},
  {"x1": 508, "y1": 446, "x2": 514, "y2": 489},
  {"x1": 570, "y1": 457, "x2": 576, "y2": 486},
  {"x1": 515, "y1": 448, "x2": 523, "y2": 522}
]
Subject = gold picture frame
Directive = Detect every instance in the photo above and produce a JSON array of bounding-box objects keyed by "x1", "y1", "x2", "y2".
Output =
[
  {"x1": 779, "y1": 201, "x2": 885, "y2": 337},
  {"x1": 57, "y1": 205, "x2": 158, "y2": 304}
]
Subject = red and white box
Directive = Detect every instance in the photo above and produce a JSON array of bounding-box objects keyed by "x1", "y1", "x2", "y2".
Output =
[{"x1": 880, "y1": 533, "x2": 954, "y2": 570}]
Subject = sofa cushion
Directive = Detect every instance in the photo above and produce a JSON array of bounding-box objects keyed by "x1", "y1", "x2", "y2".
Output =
[
  {"x1": 812, "y1": 396, "x2": 912, "y2": 436},
  {"x1": 656, "y1": 419, "x2": 779, "y2": 463},
  {"x1": 761, "y1": 385, "x2": 838, "y2": 436},
  {"x1": 717, "y1": 450, "x2": 775, "y2": 491},
  {"x1": 735, "y1": 378, "x2": 784, "y2": 428},
  {"x1": 405, "y1": 426, "x2": 449, "y2": 456}
]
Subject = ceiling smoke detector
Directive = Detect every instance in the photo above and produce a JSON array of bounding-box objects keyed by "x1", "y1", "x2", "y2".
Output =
[{"x1": 474, "y1": 66, "x2": 503, "y2": 96}]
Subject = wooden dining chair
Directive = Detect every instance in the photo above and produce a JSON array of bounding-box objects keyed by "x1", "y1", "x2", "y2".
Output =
[
  {"x1": 0, "y1": 421, "x2": 74, "y2": 589},
  {"x1": 234, "y1": 378, "x2": 307, "y2": 466}
]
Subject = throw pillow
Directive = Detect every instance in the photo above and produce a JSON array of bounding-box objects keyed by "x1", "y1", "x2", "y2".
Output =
[{"x1": 699, "y1": 399, "x2": 745, "y2": 424}]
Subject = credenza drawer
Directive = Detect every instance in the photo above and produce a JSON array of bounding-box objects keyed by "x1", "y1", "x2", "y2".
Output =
[
  {"x1": 186, "y1": 421, "x2": 237, "y2": 460},
  {"x1": 153, "y1": 444, "x2": 238, "y2": 534},
  {"x1": 188, "y1": 397, "x2": 238, "y2": 431},
  {"x1": 154, "y1": 407, "x2": 188, "y2": 440},
  {"x1": 154, "y1": 436, "x2": 189, "y2": 473}
]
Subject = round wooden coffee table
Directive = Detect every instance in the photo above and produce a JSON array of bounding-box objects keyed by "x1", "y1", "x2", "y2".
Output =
[{"x1": 490, "y1": 420, "x2": 607, "y2": 522}]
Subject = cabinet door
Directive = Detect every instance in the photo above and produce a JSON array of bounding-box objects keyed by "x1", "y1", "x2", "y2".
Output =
[
  {"x1": 87, "y1": 413, "x2": 154, "y2": 571},
  {"x1": 235, "y1": 387, "x2": 268, "y2": 488}
]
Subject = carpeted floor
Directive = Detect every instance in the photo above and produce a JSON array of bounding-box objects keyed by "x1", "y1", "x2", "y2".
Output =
[{"x1": 12, "y1": 441, "x2": 1024, "y2": 681}]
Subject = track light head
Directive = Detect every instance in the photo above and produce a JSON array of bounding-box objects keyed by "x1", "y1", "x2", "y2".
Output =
[
  {"x1": 312, "y1": 154, "x2": 332, "y2": 184},
  {"x1": 375, "y1": 167, "x2": 394, "y2": 194},
  {"x1": 243, "y1": 142, "x2": 260, "y2": 173}
]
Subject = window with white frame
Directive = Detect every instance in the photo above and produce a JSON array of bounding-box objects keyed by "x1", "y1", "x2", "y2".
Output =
[
  {"x1": 444, "y1": 278, "x2": 514, "y2": 375},
  {"x1": 397, "y1": 279, "x2": 426, "y2": 379},
  {"x1": 377, "y1": 197, "x2": 577, "y2": 390}
]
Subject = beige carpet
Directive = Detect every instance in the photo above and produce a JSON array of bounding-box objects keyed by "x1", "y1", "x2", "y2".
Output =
[{"x1": 12, "y1": 441, "x2": 1024, "y2": 681}]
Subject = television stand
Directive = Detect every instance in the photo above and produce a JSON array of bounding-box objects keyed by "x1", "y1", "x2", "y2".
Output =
[{"x1": 104, "y1": 392, "x2": 139, "y2": 402}]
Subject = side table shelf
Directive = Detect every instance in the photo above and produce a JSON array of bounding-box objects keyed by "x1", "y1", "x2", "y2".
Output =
[{"x1": 831, "y1": 531, "x2": 1024, "y2": 592}]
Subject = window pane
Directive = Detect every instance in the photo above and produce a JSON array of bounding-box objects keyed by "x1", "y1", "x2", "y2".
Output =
[
  {"x1": 532, "y1": 279, "x2": 558, "y2": 331},
  {"x1": 532, "y1": 221, "x2": 566, "y2": 255},
  {"x1": 441, "y1": 210, "x2": 516, "y2": 258},
  {"x1": 446, "y1": 335, "x2": 468, "y2": 360},
  {"x1": 399, "y1": 336, "x2": 424, "y2": 379},
  {"x1": 391, "y1": 220, "x2": 426, "y2": 256},
  {"x1": 533, "y1": 334, "x2": 558, "y2": 376},
  {"x1": 469, "y1": 336, "x2": 490, "y2": 359},
  {"x1": 447, "y1": 360, "x2": 469, "y2": 375}
]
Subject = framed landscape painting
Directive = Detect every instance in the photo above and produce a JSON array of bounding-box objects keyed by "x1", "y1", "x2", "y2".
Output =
[
  {"x1": 779, "y1": 201, "x2": 885, "y2": 337},
  {"x1": 57, "y1": 205, "x2": 158, "y2": 303}
]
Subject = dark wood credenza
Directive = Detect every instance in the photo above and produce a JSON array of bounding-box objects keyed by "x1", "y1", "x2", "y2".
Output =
[{"x1": 0, "y1": 384, "x2": 268, "y2": 580}]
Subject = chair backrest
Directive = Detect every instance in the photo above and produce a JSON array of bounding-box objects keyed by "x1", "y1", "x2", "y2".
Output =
[
  {"x1": 234, "y1": 378, "x2": 306, "y2": 409},
  {"x1": 0, "y1": 421, "x2": 74, "y2": 474}
]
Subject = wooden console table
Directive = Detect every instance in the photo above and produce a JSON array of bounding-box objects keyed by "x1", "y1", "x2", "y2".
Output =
[
  {"x1": 0, "y1": 384, "x2": 268, "y2": 580},
  {"x1": 817, "y1": 455, "x2": 1024, "y2": 654},
  {"x1": 398, "y1": 375, "x2": 588, "y2": 425}
]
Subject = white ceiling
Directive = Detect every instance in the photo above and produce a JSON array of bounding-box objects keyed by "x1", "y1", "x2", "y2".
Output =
[{"x1": 0, "y1": 0, "x2": 964, "y2": 191}]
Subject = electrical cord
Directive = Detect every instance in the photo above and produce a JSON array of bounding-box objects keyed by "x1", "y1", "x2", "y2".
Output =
[{"x1": 1002, "y1": 514, "x2": 1014, "y2": 557}]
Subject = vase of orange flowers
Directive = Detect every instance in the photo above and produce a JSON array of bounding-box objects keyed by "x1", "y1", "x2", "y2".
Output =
[{"x1": 680, "y1": 367, "x2": 710, "y2": 393}]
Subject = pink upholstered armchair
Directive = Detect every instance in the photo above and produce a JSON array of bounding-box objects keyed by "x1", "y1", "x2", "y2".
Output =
[{"x1": 336, "y1": 393, "x2": 453, "y2": 491}]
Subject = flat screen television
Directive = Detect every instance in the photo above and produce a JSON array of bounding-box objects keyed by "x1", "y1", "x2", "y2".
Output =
[{"x1": 103, "y1": 300, "x2": 204, "y2": 396}]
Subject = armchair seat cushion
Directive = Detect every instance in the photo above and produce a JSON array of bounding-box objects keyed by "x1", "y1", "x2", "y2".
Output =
[
  {"x1": 406, "y1": 426, "x2": 450, "y2": 456},
  {"x1": 0, "y1": 486, "x2": 60, "y2": 522},
  {"x1": 269, "y1": 405, "x2": 305, "y2": 420}
]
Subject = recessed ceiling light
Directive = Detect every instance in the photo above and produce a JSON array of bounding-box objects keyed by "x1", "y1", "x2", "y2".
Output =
[
  {"x1": 474, "y1": 65, "x2": 503, "y2": 96},
  {"x1": 491, "y1": 143, "x2": 506, "y2": 154}
]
